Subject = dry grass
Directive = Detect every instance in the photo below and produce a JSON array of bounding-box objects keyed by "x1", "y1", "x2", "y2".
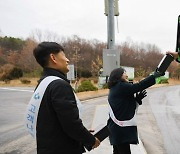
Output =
[
  {"x1": 0, "y1": 78, "x2": 39, "y2": 87},
  {"x1": 168, "y1": 78, "x2": 180, "y2": 85}
]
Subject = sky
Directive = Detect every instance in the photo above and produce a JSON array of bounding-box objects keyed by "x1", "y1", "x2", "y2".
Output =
[{"x1": 0, "y1": 0, "x2": 179, "y2": 53}]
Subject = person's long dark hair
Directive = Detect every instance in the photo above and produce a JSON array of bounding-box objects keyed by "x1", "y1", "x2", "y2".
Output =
[{"x1": 107, "y1": 67, "x2": 125, "y2": 89}]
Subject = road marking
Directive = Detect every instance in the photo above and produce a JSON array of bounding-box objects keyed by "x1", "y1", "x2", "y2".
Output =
[
  {"x1": 91, "y1": 104, "x2": 109, "y2": 130},
  {"x1": 0, "y1": 87, "x2": 34, "y2": 92}
]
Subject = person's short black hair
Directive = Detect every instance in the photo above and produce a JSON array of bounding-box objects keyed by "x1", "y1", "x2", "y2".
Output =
[
  {"x1": 33, "y1": 42, "x2": 64, "y2": 67},
  {"x1": 107, "y1": 67, "x2": 125, "y2": 89}
]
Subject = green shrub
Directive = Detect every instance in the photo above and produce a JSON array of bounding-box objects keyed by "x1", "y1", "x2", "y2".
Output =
[
  {"x1": 0, "y1": 65, "x2": 23, "y2": 80},
  {"x1": 159, "y1": 78, "x2": 169, "y2": 84},
  {"x1": 23, "y1": 69, "x2": 42, "y2": 78},
  {"x1": 76, "y1": 80, "x2": 98, "y2": 92},
  {"x1": 9, "y1": 67, "x2": 23, "y2": 79},
  {"x1": 156, "y1": 77, "x2": 169, "y2": 84}
]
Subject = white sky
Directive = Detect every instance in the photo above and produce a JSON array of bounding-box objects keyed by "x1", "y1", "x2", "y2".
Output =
[{"x1": 0, "y1": 0, "x2": 179, "y2": 52}]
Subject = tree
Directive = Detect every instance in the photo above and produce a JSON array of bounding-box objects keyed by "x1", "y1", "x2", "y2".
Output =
[
  {"x1": 0, "y1": 36, "x2": 25, "y2": 52},
  {"x1": 7, "y1": 51, "x2": 20, "y2": 65},
  {"x1": 1, "y1": 34, "x2": 178, "y2": 79},
  {"x1": 17, "y1": 39, "x2": 40, "y2": 73},
  {"x1": 118, "y1": 41, "x2": 163, "y2": 75},
  {"x1": 0, "y1": 47, "x2": 6, "y2": 65},
  {"x1": 91, "y1": 55, "x2": 102, "y2": 76},
  {"x1": 30, "y1": 29, "x2": 62, "y2": 43}
]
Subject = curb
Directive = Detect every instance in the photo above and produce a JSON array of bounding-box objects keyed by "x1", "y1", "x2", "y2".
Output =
[{"x1": 79, "y1": 94, "x2": 108, "y2": 101}]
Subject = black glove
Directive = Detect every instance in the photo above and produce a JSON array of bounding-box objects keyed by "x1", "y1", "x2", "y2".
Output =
[
  {"x1": 135, "y1": 90, "x2": 147, "y2": 105},
  {"x1": 153, "y1": 71, "x2": 165, "y2": 78}
]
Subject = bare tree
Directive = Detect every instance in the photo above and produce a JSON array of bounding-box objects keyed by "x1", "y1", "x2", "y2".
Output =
[
  {"x1": 91, "y1": 55, "x2": 103, "y2": 76},
  {"x1": 17, "y1": 39, "x2": 40, "y2": 72},
  {"x1": 30, "y1": 29, "x2": 43, "y2": 42},
  {"x1": 30, "y1": 29, "x2": 62, "y2": 43}
]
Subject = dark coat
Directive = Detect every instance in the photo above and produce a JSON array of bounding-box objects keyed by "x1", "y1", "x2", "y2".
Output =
[
  {"x1": 107, "y1": 75, "x2": 155, "y2": 145},
  {"x1": 36, "y1": 68, "x2": 95, "y2": 154}
]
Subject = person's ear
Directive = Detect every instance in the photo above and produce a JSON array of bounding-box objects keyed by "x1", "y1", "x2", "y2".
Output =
[{"x1": 49, "y1": 53, "x2": 57, "y2": 64}]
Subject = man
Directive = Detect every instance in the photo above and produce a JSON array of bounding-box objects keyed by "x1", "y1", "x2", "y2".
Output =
[{"x1": 33, "y1": 42, "x2": 100, "y2": 154}]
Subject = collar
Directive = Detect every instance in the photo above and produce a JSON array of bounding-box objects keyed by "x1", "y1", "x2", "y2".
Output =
[{"x1": 41, "y1": 67, "x2": 70, "y2": 83}]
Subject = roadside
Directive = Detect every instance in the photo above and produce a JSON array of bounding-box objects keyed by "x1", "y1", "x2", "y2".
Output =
[{"x1": 1, "y1": 78, "x2": 180, "y2": 100}]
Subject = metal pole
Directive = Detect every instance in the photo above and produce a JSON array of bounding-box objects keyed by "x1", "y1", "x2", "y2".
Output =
[
  {"x1": 75, "y1": 49, "x2": 78, "y2": 81},
  {"x1": 73, "y1": 46, "x2": 79, "y2": 91},
  {"x1": 107, "y1": 0, "x2": 115, "y2": 49}
]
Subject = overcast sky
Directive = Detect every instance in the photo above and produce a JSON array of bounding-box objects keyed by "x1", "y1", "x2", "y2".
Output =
[{"x1": 0, "y1": 0, "x2": 179, "y2": 52}]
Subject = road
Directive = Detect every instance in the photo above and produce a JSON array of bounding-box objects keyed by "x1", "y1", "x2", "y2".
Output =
[
  {"x1": 138, "y1": 85, "x2": 180, "y2": 154},
  {"x1": 0, "y1": 85, "x2": 180, "y2": 154}
]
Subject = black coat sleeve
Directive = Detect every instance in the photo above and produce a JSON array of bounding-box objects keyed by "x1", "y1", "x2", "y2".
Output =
[
  {"x1": 50, "y1": 80, "x2": 95, "y2": 146},
  {"x1": 120, "y1": 75, "x2": 155, "y2": 96}
]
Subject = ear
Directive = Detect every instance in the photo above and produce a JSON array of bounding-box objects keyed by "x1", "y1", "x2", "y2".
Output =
[{"x1": 49, "y1": 53, "x2": 57, "y2": 64}]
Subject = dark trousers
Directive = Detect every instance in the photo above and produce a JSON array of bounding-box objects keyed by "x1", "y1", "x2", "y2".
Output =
[{"x1": 113, "y1": 144, "x2": 131, "y2": 154}]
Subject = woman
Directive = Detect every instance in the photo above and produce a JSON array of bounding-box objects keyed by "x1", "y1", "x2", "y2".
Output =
[{"x1": 107, "y1": 67, "x2": 163, "y2": 154}]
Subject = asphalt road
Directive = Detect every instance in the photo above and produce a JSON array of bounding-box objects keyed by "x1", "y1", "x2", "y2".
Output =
[
  {"x1": 138, "y1": 85, "x2": 180, "y2": 154},
  {"x1": 0, "y1": 85, "x2": 180, "y2": 154}
]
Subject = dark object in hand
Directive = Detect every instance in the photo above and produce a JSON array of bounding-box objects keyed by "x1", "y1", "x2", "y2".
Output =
[
  {"x1": 85, "y1": 126, "x2": 109, "y2": 151},
  {"x1": 136, "y1": 90, "x2": 147, "y2": 105},
  {"x1": 156, "y1": 54, "x2": 174, "y2": 73}
]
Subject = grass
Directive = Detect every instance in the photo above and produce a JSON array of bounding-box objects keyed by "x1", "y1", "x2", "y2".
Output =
[{"x1": 0, "y1": 78, "x2": 39, "y2": 87}]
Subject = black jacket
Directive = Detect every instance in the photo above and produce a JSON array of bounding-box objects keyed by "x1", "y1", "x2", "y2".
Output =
[
  {"x1": 36, "y1": 68, "x2": 95, "y2": 154},
  {"x1": 107, "y1": 75, "x2": 155, "y2": 145}
]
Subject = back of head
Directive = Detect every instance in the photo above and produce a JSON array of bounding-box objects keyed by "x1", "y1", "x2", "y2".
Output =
[
  {"x1": 107, "y1": 67, "x2": 125, "y2": 89},
  {"x1": 33, "y1": 42, "x2": 64, "y2": 68}
]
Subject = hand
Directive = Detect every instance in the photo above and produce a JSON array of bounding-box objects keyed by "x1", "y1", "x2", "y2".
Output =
[
  {"x1": 92, "y1": 137, "x2": 100, "y2": 149},
  {"x1": 136, "y1": 90, "x2": 147, "y2": 105},
  {"x1": 166, "y1": 51, "x2": 178, "y2": 59},
  {"x1": 89, "y1": 130, "x2": 95, "y2": 133},
  {"x1": 153, "y1": 71, "x2": 165, "y2": 78}
]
